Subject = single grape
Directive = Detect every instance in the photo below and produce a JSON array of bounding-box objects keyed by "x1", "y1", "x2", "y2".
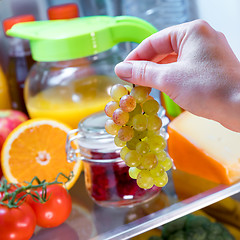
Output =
[
  {"x1": 147, "y1": 115, "x2": 162, "y2": 131},
  {"x1": 114, "y1": 135, "x2": 126, "y2": 147},
  {"x1": 155, "y1": 150, "x2": 167, "y2": 161},
  {"x1": 129, "y1": 167, "x2": 141, "y2": 179},
  {"x1": 110, "y1": 84, "x2": 128, "y2": 102},
  {"x1": 118, "y1": 126, "x2": 134, "y2": 142},
  {"x1": 139, "y1": 152, "x2": 158, "y2": 170},
  {"x1": 150, "y1": 162, "x2": 165, "y2": 178},
  {"x1": 104, "y1": 101, "x2": 119, "y2": 117},
  {"x1": 135, "y1": 141, "x2": 150, "y2": 155},
  {"x1": 148, "y1": 141, "x2": 166, "y2": 154},
  {"x1": 132, "y1": 114, "x2": 148, "y2": 131},
  {"x1": 160, "y1": 157, "x2": 173, "y2": 171},
  {"x1": 142, "y1": 99, "x2": 159, "y2": 115},
  {"x1": 137, "y1": 170, "x2": 154, "y2": 189},
  {"x1": 112, "y1": 108, "x2": 129, "y2": 126},
  {"x1": 134, "y1": 129, "x2": 148, "y2": 140},
  {"x1": 130, "y1": 86, "x2": 149, "y2": 103},
  {"x1": 126, "y1": 137, "x2": 141, "y2": 150},
  {"x1": 105, "y1": 119, "x2": 121, "y2": 135},
  {"x1": 124, "y1": 150, "x2": 142, "y2": 167},
  {"x1": 146, "y1": 135, "x2": 167, "y2": 153},
  {"x1": 154, "y1": 172, "x2": 168, "y2": 187},
  {"x1": 119, "y1": 95, "x2": 136, "y2": 112},
  {"x1": 120, "y1": 146, "x2": 130, "y2": 160},
  {"x1": 129, "y1": 104, "x2": 142, "y2": 119},
  {"x1": 147, "y1": 130, "x2": 159, "y2": 137},
  {"x1": 152, "y1": 135, "x2": 167, "y2": 148}
]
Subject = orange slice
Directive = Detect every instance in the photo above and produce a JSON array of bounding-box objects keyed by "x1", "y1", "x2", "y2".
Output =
[{"x1": 1, "y1": 118, "x2": 82, "y2": 189}]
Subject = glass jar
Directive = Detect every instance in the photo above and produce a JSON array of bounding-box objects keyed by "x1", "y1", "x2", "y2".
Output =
[{"x1": 66, "y1": 110, "x2": 169, "y2": 207}]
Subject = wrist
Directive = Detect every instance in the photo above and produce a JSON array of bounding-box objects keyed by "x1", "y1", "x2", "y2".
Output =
[{"x1": 221, "y1": 65, "x2": 240, "y2": 132}]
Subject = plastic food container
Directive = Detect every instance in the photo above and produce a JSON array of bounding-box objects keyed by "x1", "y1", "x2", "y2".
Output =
[{"x1": 66, "y1": 110, "x2": 169, "y2": 207}]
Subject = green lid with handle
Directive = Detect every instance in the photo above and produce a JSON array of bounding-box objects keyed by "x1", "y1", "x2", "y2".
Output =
[
  {"x1": 7, "y1": 15, "x2": 181, "y2": 118},
  {"x1": 7, "y1": 15, "x2": 157, "y2": 62}
]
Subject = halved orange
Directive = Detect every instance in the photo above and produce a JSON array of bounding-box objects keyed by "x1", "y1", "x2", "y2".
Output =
[{"x1": 1, "y1": 118, "x2": 82, "y2": 189}]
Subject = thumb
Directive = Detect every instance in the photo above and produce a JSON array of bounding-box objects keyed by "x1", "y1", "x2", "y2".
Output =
[{"x1": 115, "y1": 60, "x2": 173, "y2": 91}]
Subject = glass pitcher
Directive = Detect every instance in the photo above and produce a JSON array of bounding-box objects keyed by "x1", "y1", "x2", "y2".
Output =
[{"x1": 7, "y1": 16, "x2": 161, "y2": 128}]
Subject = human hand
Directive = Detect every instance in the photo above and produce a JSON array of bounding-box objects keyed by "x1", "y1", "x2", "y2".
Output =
[{"x1": 115, "y1": 20, "x2": 240, "y2": 132}]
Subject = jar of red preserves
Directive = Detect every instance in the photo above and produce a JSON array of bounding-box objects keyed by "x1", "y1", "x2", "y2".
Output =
[{"x1": 66, "y1": 111, "x2": 169, "y2": 207}]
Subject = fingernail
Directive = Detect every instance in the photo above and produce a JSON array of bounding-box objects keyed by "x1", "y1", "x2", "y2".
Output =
[{"x1": 115, "y1": 62, "x2": 132, "y2": 79}]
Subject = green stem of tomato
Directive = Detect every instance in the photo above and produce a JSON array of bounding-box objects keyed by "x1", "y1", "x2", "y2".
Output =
[{"x1": 0, "y1": 171, "x2": 73, "y2": 208}]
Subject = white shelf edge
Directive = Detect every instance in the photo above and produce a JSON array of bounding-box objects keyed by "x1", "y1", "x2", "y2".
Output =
[{"x1": 92, "y1": 181, "x2": 240, "y2": 240}]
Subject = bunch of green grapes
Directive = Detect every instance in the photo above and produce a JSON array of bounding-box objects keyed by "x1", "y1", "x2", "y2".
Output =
[{"x1": 104, "y1": 84, "x2": 172, "y2": 189}]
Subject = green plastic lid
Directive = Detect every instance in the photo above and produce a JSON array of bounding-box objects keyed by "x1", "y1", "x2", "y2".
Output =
[{"x1": 7, "y1": 15, "x2": 157, "y2": 62}]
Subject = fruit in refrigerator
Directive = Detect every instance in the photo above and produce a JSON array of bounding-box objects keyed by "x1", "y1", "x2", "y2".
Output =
[
  {"x1": 0, "y1": 110, "x2": 28, "y2": 178},
  {"x1": 104, "y1": 84, "x2": 171, "y2": 189},
  {"x1": 0, "y1": 110, "x2": 28, "y2": 150},
  {"x1": 1, "y1": 119, "x2": 82, "y2": 189}
]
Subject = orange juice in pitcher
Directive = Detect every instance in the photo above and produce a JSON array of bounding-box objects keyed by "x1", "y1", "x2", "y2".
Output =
[{"x1": 25, "y1": 72, "x2": 121, "y2": 128}]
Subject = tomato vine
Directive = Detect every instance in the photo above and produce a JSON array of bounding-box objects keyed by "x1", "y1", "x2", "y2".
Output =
[{"x1": 0, "y1": 171, "x2": 73, "y2": 208}]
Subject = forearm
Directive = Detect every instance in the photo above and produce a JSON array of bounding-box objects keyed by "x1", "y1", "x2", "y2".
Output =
[{"x1": 115, "y1": 20, "x2": 240, "y2": 133}]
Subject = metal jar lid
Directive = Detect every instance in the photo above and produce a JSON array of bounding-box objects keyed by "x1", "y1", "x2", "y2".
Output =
[{"x1": 66, "y1": 111, "x2": 121, "y2": 163}]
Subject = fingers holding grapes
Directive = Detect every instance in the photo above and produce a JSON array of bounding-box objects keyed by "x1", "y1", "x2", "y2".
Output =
[
  {"x1": 115, "y1": 20, "x2": 240, "y2": 133},
  {"x1": 105, "y1": 84, "x2": 173, "y2": 189}
]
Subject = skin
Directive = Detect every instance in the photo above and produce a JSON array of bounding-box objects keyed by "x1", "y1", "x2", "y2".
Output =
[{"x1": 115, "y1": 20, "x2": 240, "y2": 132}]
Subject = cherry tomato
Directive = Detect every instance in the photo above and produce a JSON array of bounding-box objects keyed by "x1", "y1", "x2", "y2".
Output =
[
  {"x1": 27, "y1": 184, "x2": 72, "y2": 228},
  {"x1": 0, "y1": 202, "x2": 36, "y2": 240}
]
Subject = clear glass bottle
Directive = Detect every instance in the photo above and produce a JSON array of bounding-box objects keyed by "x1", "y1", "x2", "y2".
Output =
[
  {"x1": 122, "y1": 0, "x2": 189, "y2": 30},
  {"x1": 66, "y1": 111, "x2": 169, "y2": 207},
  {"x1": 2, "y1": 15, "x2": 35, "y2": 114}
]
